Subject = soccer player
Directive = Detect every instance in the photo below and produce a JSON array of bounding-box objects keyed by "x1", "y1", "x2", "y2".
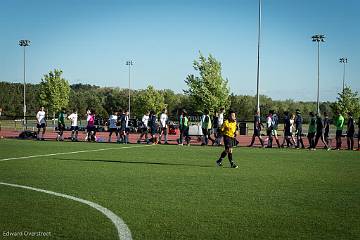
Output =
[
  {"x1": 214, "y1": 108, "x2": 225, "y2": 146},
  {"x1": 295, "y1": 109, "x2": 305, "y2": 149},
  {"x1": 266, "y1": 110, "x2": 273, "y2": 148},
  {"x1": 271, "y1": 111, "x2": 281, "y2": 148},
  {"x1": 68, "y1": 109, "x2": 78, "y2": 141},
  {"x1": 289, "y1": 113, "x2": 297, "y2": 146},
  {"x1": 216, "y1": 110, "x2": 238, "y2": 169},
  {"x1": 107, "y1": 110, "x2": 119, "y2": 143},
  {"x1": 36, "y1": 106, "x2": 46, "y2": 140},
  {"x1": 86, "y1": 110, "x2": 96, "y2": 142},
  {"x1": 346, "y1": 112, "x2": 355, "y2": 150},
  {"x1": 334, "y1": 111, "x2": 344, "y2": 150},
  {"x1": 159, "y1": 108, "x2": 169, "y2": 144},
  {"x1": 178, "y1": 109, "x2": 190, "y2": 146},
  {"x1": 120, "y1": 109, "x2": 130, "y2": 144},
  {"x1": 148, "y1": 110, "x2": 158, "y2": 144},
  {"x1": 307, "y1": 112, "x2": 316, "y2": 150},
  {"x1": 248, "y1": 109, "x2": 264, "y2": 147},
  {"x1": 137, "y1": 111, "x2": 150, "y2": 144},
  {"x1": 281, "y1": 111, "x2": 293, "y2": 148},
  {"x1": 56, "y1": 108, "x2": 66, "y2": 141},
  {"x1": 314, "y1": 113, "x2": 330, "y2": 150},
  {"x1": 201, "y1": 109, "x2": 213, "y2": 146},
  {"x1": 323, "y1": 112, "x2": 330, "y2": 147}
]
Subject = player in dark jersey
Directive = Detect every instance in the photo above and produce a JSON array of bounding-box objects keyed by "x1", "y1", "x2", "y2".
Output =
[
  {"x1": 248, "y1": 110, "x2": 264, "y2": 147},
  {"x1": 346, "y1": 112, "x2": 355, "y2": 150},
  {"x1": 295, "y1": 109, "x2": 305, "y2": 149}
]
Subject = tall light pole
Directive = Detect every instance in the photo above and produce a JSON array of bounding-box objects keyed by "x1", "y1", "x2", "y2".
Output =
[
  {"x1": 339, "y1": 57, "x2": 348, "y2": 93},
  {"x1": 19, "y1": 39, "x2": 31, "y2": 129},
  {"x1": 126, "y1": 60, "x2": 133, "y2": 118},
  {"x1": 256, "y1": 0, "x2": 262, "y2": 114},
  {"x1": 311, "y1": 34, "x2": 325, "y2": 115}
]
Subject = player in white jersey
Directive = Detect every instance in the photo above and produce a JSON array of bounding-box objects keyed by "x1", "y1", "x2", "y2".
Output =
[
  {"x1": 36, "y1": 106, "x2": 46, "y2": 140},
  {"x1": 159, "y1": 108, "x2": 169, "y2": 144},
  {"x1": 137, "y1": 111, "x2": 150, "y2": 144},
  {"x1": 68, "y1": 109, "x2": 79, "y2": 141}
]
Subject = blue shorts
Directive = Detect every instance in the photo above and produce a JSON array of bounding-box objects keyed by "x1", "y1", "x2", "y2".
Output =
[
  {"x1": 37, "y1": 123, "x2": 46, "y2": 129},
  {"x1": 71, "y1": 126, "x2": 79, "y2": 131}
]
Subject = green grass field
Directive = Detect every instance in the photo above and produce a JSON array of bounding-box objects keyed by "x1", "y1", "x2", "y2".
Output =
[{"x1": 0, "y1": 139, "x2": 359, "y2": 240}]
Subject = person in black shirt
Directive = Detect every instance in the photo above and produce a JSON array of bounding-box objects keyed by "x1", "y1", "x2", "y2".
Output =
[
  {"x1": 248, "y1": 110, "x2": 264, "y2": 147},
  {"x1": 281, "y1": 111, "x2": 293, "y2": 148},
  {"x1": 314, "y1": 113, "x2": 329, "y2": 150},
  {"x1": 295, "y1": 109, "x2": 305, "y2": 149},
  {"x1": 323, "y1": 112, "x2": 330, "y2": 147},
  {"x1": 346, "y1": 112, "x2": 355, "y2": 150},
  {"x1": 148, "y1": 110, "x2": 158, "y2": 144}
]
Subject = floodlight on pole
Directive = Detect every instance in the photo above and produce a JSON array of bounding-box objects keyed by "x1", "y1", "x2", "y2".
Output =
[
  {"x1": 19, "y1": 39, "x2": 31, "y2": 129},
  {"x1": 255, "y1": 0, "x2": 262, "y2": 114},
  {"x1": 339, "y1": 57, "x2": 348, "y2": 93},
  {"x1": 311, "y1": 34, "x2": 325, "y2": 115},
  {"x1": 126, "y1": 60, "x2": 134, "y2": 118}
]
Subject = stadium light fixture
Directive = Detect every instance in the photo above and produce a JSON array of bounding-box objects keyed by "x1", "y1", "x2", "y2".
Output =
[
  {"x1": 339, "y1": 57, "x2": 348, "y2": 93},
  {"x1": 311, "y1": 34, "x2": 325, "y2": 115},
  {"x1": 19, "y1": 39, "x2": 31, "y2": 129}
]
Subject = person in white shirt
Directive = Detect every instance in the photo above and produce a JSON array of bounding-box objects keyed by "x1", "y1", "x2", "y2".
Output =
[
  {"x1": 214, "y1": 108, "x2": 225, "y2": 145},
  {"x1": 137, "y1": 111, "x2": 150, "y2": 144},
  {"x1": 68, "y1": 109, "x2": 79, "y2": 141},
  {"x1": 36, "y1": 106, "x2": 46, "y2": 140},
  {"x1": 159, "y1": 108, "x2": 169, "y2": 144},
  {"x1": 107, "y1": 110, "x2": 119, "y2": 143}
]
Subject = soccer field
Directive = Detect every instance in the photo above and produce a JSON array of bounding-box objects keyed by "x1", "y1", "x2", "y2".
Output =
[{"x1": 0, "y1": 139, "x2": 359, "y2": 240}]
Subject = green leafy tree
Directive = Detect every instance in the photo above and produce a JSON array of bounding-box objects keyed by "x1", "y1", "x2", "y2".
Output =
[
  {"x1": 331, "y1": 86, "x2": 360, "y2": 118},
  {"x1": 38, "y1": 69, "x2": 70, "y2": 117},
  {"x1": 184, "y1": 52, "x2": 230, "y2": 113},
  {"x1": 133, "y1": 85, "x2": 165, "y2": 118}
]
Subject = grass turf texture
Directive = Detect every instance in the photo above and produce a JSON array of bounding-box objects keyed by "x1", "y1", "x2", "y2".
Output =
[{"x1": 0, "y1": 139, "x2": 359, "y2": 240}]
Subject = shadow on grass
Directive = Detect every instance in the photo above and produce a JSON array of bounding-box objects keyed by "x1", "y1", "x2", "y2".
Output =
[{"x1": 52, "y1": 157, "x2": 220, "y2": 168}]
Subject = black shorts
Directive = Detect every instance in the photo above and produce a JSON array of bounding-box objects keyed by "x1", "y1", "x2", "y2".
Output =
[
  {"x1": 253, "y1": 129, "x2": 261, "y2": 137},
  {"x1": 202, "y1": 128, "x2": 209, "y2": 136},
  {"x1": 70, "y1": 126, "x2": 79, "y2": 131},
  {"x1": 109, "y1": 128, "x2": 118, "y2": 133},
  {"x1": 296, "y1": 129, "x2": 302, "y2": 137},
  {"x1": 224, "y1": 135, "x2": 235, "y2": 149},
  {"x1": 87, "y1": 126, "x2": 96, "y2": 132},
  {"x1": 150, "y1": 127, "x2": 157, "y2": 135},
  {"x1": 347, "y1": 131, "x2": 354, "y2": 137},
  {"x1": 141, "y1": 127, "x2": 148, "y2": 133},
  {"x1": 58, "y1": 124, "x2": 65, "y2": 131},
  {"x1": 336, "y1": 130, "x2": 343, "y2": 138},
  {"x1": 37, "y1": 123, "x2": 46, "y2": 129},
  {"x1": 307, "y1": 132, "x2": 315, "y2": 138},
  {"x1": 284, "y1": 130, "x2": 291, "y2": 137}
]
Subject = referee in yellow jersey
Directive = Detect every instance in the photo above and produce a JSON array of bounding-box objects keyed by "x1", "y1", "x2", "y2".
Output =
[{"x1": 216, "y1": 110, "x2": 238, "y2": 168}]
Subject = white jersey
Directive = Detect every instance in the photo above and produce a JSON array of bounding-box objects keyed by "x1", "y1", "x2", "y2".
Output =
[
  {"x1": 266, "y1": 116, "x2": 272, "y2": 129},
  {"x1": 160, "y1": 113, "x2": 168, "y2": 128},
  {"x1": 109, "y1": 115, "x2": 118, "y2": 129},
  {"x1": 290, "y1": 119, "x2": 295, "y2": 133},
  {"x1": 218, "y1": 113, "x2": 224, "y2": 127},
  {"x1": 142, "y1": 115, "x2": 149, "y2": 127},
  {"x1": 36, "y1": 110, "x2": 46, "y2": 124},
  {"x1": 68, "y1": 113, "x2": 78, "y2": 127}
]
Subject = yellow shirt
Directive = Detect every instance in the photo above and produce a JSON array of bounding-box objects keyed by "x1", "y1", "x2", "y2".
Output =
[{"x1": 221, "y1": 120, "x2": 237, "y2": 138}]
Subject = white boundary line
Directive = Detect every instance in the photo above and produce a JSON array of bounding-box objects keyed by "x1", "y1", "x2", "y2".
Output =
[
  {"x1": 0, "y1": 145, "x2": 152, "y2": 162},
  {"x1": 0, "y1": 182, "x2": 132, "y2": 240}
]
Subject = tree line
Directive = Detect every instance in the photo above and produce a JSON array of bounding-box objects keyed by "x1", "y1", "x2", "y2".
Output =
[{"x1": 1, "y1": 53, "x2": 359, "y2": 123}]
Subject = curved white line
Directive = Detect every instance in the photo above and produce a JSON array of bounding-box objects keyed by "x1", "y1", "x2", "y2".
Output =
[{"x1": 0, "y1": 182, "x2": 132, "y2": 240}]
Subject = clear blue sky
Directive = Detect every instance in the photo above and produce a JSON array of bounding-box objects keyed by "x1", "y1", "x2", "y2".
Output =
[{"x1": 1, "y1": 0, "x2": 359, "y2": 101}]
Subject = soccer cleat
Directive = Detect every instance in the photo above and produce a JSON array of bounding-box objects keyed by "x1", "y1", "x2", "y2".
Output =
[
  {"x1": 216, "y1": 160, "x2": 222, "y2": 167},
  {"x1": 231, "y1": 164, "x2": 238, "y2": 169}
]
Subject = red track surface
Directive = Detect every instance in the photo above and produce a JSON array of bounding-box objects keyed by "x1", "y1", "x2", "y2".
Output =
[{"x1": 0, "y1": 128, "x2": 352, "y2": 150}]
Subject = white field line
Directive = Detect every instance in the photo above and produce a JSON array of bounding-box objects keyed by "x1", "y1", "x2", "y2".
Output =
[
  {"x1": 0, "y1": 145, "x2": 152, "y2": 162},
  {"x1": 0, "y1": 182, "x2": 132, "y2": 240}
]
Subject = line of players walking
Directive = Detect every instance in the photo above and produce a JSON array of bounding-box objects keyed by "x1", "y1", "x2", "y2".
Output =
[
  {"x1": 34, "y1": 106, "x2": 360, "y2": 151},
  {"x1": 248, "y1": 109, "x2": 359, "y2": 151}
]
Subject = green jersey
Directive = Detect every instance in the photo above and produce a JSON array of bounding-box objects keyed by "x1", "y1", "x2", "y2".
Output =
[
  {"x1": 58, "y1": 112, "x2": 65, "y2": 125},
  {"x1": 335, "y1": 115, "x2": 344, "y2": 131},
  {"x1": 308, "y1": 116, "x2": 316, "y2": 134}
]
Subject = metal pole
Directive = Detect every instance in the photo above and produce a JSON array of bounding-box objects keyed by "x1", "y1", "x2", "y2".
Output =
[
  {"x1": 317, "y1": 41, "x2": 320, "y2": 115},
  {"x1": 23, "y1": 46, "x2": 26, "y2": 129},
  {"x1": 256, "y1": 0, "x2": 261, "y2": 114},
  {"x1": 128, "y1": 63, "x2": 131, "y2": 119},
  {"x1": 342, "y1": 61, "x2": 345, "y2": 93}
]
